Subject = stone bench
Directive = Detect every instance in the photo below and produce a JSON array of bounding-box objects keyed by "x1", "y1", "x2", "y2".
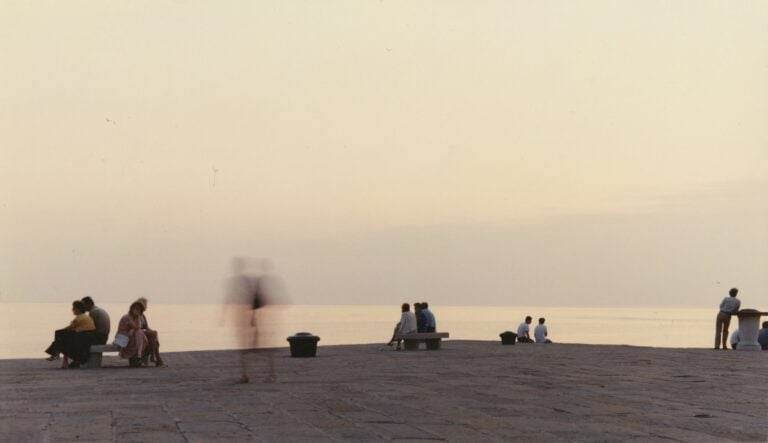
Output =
[
  {"x1": 394, "y1": 332, "x2": 449, "y2": 350},
  {"x1": 85, "y1": 344, "x2": 121, "y2": 368}
]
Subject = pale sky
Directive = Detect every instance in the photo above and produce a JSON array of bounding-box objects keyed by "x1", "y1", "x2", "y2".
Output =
[{"x1": 1, "y1": 1, "x2": 767, "y2": 307}]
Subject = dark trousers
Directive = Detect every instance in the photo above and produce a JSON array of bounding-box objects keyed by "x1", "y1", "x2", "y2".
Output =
[
  {"x1": 426, "y1": 326, "x2": 436, "y2": 333},
  {"x1": 518, "y1": 336, "x2": 534, "y2": 343},
  {"x1": 45, "y1": 329, "x2": 96, "y2": 363},
  {"x1": 715, "y1": 311, "x2": 732, "y2": 349},
  {"x1": 94, "y1": 332, "x2": 109, "y2": 345}
]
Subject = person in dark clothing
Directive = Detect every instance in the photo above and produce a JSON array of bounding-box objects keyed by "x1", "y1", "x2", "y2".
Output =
[
  {"x1": 45, "y1": 300, "x2": 97, "y2": 368},
  {"x1": 415, "y1": 302, "x2": 428, "y2": 333}
]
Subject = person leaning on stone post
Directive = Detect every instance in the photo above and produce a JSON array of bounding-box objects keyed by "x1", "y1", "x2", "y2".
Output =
[{"x1": 714, "y1": 288, "x2": 740, "y2": 350}]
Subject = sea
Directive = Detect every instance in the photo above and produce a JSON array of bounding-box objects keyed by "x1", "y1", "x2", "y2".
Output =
[{"x1": 2, "y1": 303, "x2": 720, "y2": 360}]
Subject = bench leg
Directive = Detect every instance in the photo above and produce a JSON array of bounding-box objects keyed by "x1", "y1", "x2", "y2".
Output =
[
  {"x1": 85, "y1": 353, "x2": 102, "y2": 369},
  {"x1": 425, "y1": 339, "x2": 441, "y2": 350},
  {"x1": 403, "y1": 340, "x2": 420, "y2": 351}
]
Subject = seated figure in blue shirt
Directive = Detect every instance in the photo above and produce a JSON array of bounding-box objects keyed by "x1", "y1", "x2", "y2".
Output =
[
  {"x1": 758, "y1": 321, "x2": 768, "y2": 350},
  {"x1": 421, "y1": 302, "x2": 436, "y2": 333}
]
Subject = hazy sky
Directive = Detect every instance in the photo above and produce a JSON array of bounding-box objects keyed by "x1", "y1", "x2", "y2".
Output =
[{"x1": 1, "y1": 1, "x2": 767, "y2": 307}]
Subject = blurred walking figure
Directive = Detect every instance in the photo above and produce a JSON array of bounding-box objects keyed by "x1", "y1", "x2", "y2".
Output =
[
  {"x1": 81, "y1": 296, "x2": 110, "y2": 345},
  {"x1": 387, "y1": 303, "x2": 417, "y2": 350},
  {"x1": 135, "y1": 297, "x2": 165, "y2": 367},
  {"x1": 225, "y1": 257, "x2": 276, "y2": 384}
]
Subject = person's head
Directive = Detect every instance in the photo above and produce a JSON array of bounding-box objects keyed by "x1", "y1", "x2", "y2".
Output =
[
  {"x1": 422, "y1": 302, "x2": 429, "y2": 309},
  {"x1": 72, "y1": 300, "x2": 86, "y2": 315},
  {"x1": 135, "y1": 297, "x2": 148, "y2": 310},
  {"x1": 414, "y1": 303, "x2": 422, "y2": 312},
  {"x1": 538, "y1": 317, "x2": 545, "y2": 325},
  {"x1": 729, "y1": 288, "x2": 738, "y2": 297},
  {"x1": 129, "y1": 301, "x2": 145, "y2": 317},
  {"x1": 525, "y1": 316, "x2": 532, "y2": 324},
  {"x1": 81, "y1": 296, "x2": 95, "y2": 311},
  {"x1": 401, "y1": 303, "x2": 410, "y2": 313},
  {"x1": 762, "y1": 321, "x2": 768, "y2": 329}
]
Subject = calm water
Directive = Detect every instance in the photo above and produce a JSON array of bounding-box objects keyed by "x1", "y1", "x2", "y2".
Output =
[{"x1": 2, "y1": 303, "x2": 718, "y2": 359}]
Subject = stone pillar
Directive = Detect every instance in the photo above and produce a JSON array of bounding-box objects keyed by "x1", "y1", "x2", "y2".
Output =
[{"x1": 736, "y1": 309, "x2": 767, "y2": 351}]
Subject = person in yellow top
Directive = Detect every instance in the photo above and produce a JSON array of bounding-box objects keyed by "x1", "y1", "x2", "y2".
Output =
[{"x1": 45, "y1": 300, "x2": 97, "y2": 368}]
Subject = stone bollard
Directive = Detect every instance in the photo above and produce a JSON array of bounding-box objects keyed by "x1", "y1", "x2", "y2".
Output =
[
  {"x1": 736, "y1": 309, "x2": 768, "y2": 351},
  {"x1": 499, "y1": 331, "x2": 517, "y2": 345},
  {"x1": 287, "y1": 332, "x2": 320, "y2": 357}
]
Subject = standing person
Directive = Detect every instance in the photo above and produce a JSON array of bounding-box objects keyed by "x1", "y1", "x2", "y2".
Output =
[
  {"x1": 517, "y1": 316, "x2": 534, "y2": 343},
  {"x1": 44, "y1": 300, "x2": 97, "y2": 368},
  {"x1": 758, "y1": 322, "x2": 768, "y2": 350},
  {"x1": 534, "y1": 317, "x2": 552, "y2": 344},
  {"x1": 715, "y1": 288, "x2": 741, "y2": 350},
  {"x1": 81, "y1": 296, "x2": 111, "y2": 345},
  {"x1": 135, "y1": 297, "x2": 165, "y2": 367},
  {"x1": 116, "y1": 302, "x2": 149, "y2": 367},
  {"x1": 421, "y1": 302, "x2": 436, "y2": 333},
  {"x1": 225, "y1": 257, "x2": 275, "y2": 384},
  {"x1": 387, "y1": 303, "x2": 417, "y2": 350}
]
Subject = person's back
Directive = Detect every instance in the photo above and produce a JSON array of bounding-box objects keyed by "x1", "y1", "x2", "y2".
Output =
[
  {"x1": 421, "y1": 303, "x2": 436, "y2": 332},
  {"x1": 89, "y1": 306, "x2": 111, "y2": 344},
  {"x1": 517, "y1": 316, "x2": 533, "y2": 343},
  {"x1": 758, "y1": 322, "x2": 768, "y2": 350},
  {"x1": 400, "y1": 310, "x2": 417, "y2": 335}
]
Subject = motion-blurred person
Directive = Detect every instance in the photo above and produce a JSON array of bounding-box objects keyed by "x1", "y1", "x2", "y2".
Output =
[
  {"x1": 715, "y1": 288, "x2": 740, "y2": 350},
  {"x1": 81, "y1": 296, "x2": 110, "y2": 345},
  {"x1": 421, "y1": 302, "x2": 436, "y2": 332},
  {"x1": 225, "y1": 257, "x2": 275, "y2": 384},
  {"x1": 116, "y1": 301, "x2": 149, "y2": 367},
  {"x1": 44, "y1": 300, "x2": 97, "y2": 368},
  {"x1": 415, "y1": 303, "x2": 427, "y2": 333},
  {"x1": 534, "y1": 317, "x2": 552, "y2": 344},
  {"x1": 387, "y1": 303, "x2": 417, "y2": 350},
  {"x1": 517, "y1": 316, "x2": 534, "y2": 343},
  {"x1": 135, "y1": 297, "x2": 165, "y2": 367},
  {"x1": 759, "y1": 322, "x2": 768, "y2": 350}
]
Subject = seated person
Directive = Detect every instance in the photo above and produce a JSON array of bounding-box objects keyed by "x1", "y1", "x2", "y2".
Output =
[
  {"x1": 135, "y1": 297, "x2": 165, "y2": 367},
  {"x1": 534, "y1": 317, "x2": 553, "y2": 344},
  {"x1": 421, "y1": 302, "x2": 436, "y2": 333},
  {"x1": 116, "y1": 301, "x2": 149, "y2": 367},
  {"x1": 44, "y1": 300, "x2": 97, "y2": 368},
  {"x1": 729, "y1": 329, "x2": 740, "y2": 350},
  {"x1": 415, "y1": 302, "x2": 428, "y2": 333},
  {"x1": 758, "y1": 322, "x2": 768, "y2": 350},
  {"x1": 387, "y1": 303, "x2": 417, "y2": 350},
  {"x1": 82, "y1": 296, "x2": 111, "y2": 345},
  {"x1": 517, "y1": 316, "x2": 534, "y2": 343}
]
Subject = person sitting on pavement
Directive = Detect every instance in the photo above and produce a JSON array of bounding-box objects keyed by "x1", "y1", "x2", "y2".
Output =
[
  {"x1": 729, "y1": 329, "x2": 740, "y2": 350},
  {"x1": 517, "y1": 316, "x2": 534, "y2": 343},
  {"x1": 534, "y1": 317, "x2": 553, "y2": 344},
  {"x1": 45, "y1": 300, "x2": 97, "y2": 368},
  {"x1": 135, "y1": 297, "x2": 165, "y2": 367},
  {"x1": 387, "y1": 303, "x2": 417, "y2": 350},
  {"x1": 421, "y1": 302, "x2": 436, "y2": 333},
  {"x1": 758, "y1": 322, "x2": 768, "y2": 351},
  {"x1": 81, "y1": 296, "x2": 111, "y2": 345}
]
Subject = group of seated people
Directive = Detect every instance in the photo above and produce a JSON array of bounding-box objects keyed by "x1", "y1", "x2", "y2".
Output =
[
  {"x1": 387, "y1": 302, "x2": 437, "y2": 350},
  {"x1": 729, "y1": 322, "x2": 768, "y2": 350},
  {"x1": 44, "y1": 297, "x2": 164, "y2": 368},
  {"x1": 516, "y1": 315, "x2": 553, "y2": 344}
]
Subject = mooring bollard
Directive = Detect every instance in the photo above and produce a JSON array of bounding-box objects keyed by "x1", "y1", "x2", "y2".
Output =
[
  {"x1": 736, "y1": 309, "x2": 768, "y2": 351},
  {"x1": 499, "y1": 331, "x2": 517, "y2": 345},
  {"x1": 287, "y1": 332, "x2": 320, "y2": 357}
]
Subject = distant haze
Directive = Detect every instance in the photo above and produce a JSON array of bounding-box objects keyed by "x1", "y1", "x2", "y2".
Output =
[{"x1": 1, "y1": 2, "x2": 766, "y2": 307}]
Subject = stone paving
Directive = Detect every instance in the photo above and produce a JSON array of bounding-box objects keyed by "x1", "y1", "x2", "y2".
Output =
[{"x1": 0, "y1": 341, "x2": 766, "y2": 442}]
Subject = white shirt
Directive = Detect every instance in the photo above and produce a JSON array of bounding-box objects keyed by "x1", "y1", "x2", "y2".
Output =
[
  {"x1": 517, "y1": 322, "x2": 529, "y2": 338},
  {"x1": 719, "y1": 296, "x2": 741, "y2": 313},
  {"x1": 730, "y1": 329, "x2": 740, "y2": 346},
  {"x1": 534, "y1": 324, "x2": 548, "y2": 343},
  {"x1": 398, "y1": 311, "x2": 417, "y2": 335}
]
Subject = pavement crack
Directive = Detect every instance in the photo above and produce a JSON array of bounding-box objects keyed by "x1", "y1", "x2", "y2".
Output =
[{"x1": 162, "y1": 401, "x2": 190, "y2": 443}]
